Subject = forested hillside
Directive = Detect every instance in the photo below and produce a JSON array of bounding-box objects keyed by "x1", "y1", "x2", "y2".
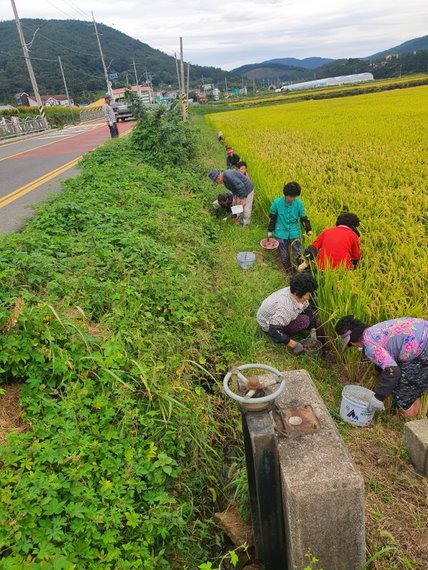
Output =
[{"x1": 0, "y1": 19, "x2": 238, "y2": 103}]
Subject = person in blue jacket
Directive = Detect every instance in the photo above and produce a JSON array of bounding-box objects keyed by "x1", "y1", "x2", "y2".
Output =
[
  {"x1": 267, "y1": 181, "x2": 312, "y2": 272},
  {"x1": 209, "y1": 169, "x2": 254, "y2": 225}
]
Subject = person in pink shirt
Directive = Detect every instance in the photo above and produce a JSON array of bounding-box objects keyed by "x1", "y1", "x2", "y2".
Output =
[{"x1": 335, "y1": 316, "x2": 428, "y2": 417}]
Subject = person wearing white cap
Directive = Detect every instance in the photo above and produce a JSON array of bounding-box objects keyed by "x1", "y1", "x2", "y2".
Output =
[
  {"x1": 102, "y1": 94, "x2": 119, "y2": 138},
  {"x1": 335, "y1": 316, "x2": 428, "y2": 417}
]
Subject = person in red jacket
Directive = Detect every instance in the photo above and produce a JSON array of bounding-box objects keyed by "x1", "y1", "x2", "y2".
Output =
[{"x1": 304, "y1": 213, "x2": 361, "y2": 270}]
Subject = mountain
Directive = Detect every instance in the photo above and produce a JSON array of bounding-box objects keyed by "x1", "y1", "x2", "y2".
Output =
[
  {"x1": 262, "y1": 57, "x2": 334, "y2": 69},
  {"x1": 0, "y1": 19, "x2": 238, "y2": 104},
  {"x1": 365, "y1": 35, "x2": 428, "y2": 60},
  {"x1": 232, "y1": 36, "x2": 428, "y2": 80},
  {"x1": 232, "y1": 62, "x2": 312, "y2": 82}
]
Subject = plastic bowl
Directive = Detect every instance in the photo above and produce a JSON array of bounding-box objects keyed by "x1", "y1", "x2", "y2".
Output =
[{"x1": 260, "y1": 238, "x2": 279, "y2": 250}]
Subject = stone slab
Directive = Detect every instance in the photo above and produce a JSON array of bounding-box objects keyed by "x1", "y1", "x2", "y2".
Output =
[
  {"x1": 404, "y1": 419, "x2": 428, "y2": 476},
  {"x1": 267, "y1": 369, "x2": 366, "y2": 570}
]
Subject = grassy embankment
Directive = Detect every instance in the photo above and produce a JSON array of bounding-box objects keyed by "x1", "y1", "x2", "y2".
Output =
[
  {"x1": 0, "y1": 116, "x2": 236, "y2": 568},
  {"x1": 0, "y1": 102, "x2": 425, "y2": 569},
  {"x1": 195, "y1": 101, "x2": 427, "y2": 569}
]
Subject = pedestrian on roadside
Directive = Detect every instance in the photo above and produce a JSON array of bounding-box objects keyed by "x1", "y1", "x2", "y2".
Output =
[
  {"x1": 302, "y1": 212, "x2": 361, "y2": 271},
  {"x1": 102, "y1": 94, "x2": 119, "y2": 138},
  {"x1": 208, "y1": 169, "x2": 254, "y2": 225},
  {"x1": 267, "y1": 181, "x2": 312, "y2": 273},
  {"x1": 335, "y1": 316, "x2": 428, "y2": 417},
  {"x1": 257, "y1": 273, "x2": 326, "y2": 355},
  {"x1": 226, "y1": 146, "x2": 240, "y2": 169}
]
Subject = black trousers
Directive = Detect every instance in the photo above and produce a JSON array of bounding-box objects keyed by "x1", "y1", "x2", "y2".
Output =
[
  {"x1": 393, "y1": 345, "x2": 428, "y2": 409},
  {"x1": 109, "y1": 123, "x2": 119, "y2": 138}
]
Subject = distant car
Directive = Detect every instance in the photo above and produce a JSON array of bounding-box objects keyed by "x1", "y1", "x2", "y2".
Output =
[{"x1": 112, "y1": 98, "x2": 133, "y2": 121}]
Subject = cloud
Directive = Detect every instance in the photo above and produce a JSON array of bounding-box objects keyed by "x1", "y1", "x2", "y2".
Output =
[{"x1": 0, "y1": 0, "x2": 426, "y2": 69}]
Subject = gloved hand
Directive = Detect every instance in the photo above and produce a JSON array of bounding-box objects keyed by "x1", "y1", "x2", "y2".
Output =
[
  {"x1": 109, "y1": 122, "x2": 113, "y2": 127},
  {"x1": 267, "y1": 232, "x2": 273, "y2": 238},
  {"x1": 306, "y1": 230, "x2": 312, "y2": 236},
  {"x1": 368, "y1": 394, "x2": 385, "y2": 412},
  {"x1": 290, "y1": 342, "x2": 304, "y2": 355}
]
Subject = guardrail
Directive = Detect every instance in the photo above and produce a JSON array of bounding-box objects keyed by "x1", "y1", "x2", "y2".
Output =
[
  {"x1": 79, "y1": 108, "x2": 104, "y2": 122},
  {"x1": 0, "y1": 116, "x2": 46, "y2": 139}
]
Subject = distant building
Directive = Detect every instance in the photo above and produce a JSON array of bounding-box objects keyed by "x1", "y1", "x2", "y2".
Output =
[
  {"x1": 14, "y1": 92, "x2": 73, "y2": 107},
  {"x1": 113, "y1": 86, "x2": 152, "y2": 104},
  {"x1": 384, "y1": 54, "x2": 399, "y2": 61},
  {"x1": 281, "y1": 73, "x2": 374, "y2": 92}
]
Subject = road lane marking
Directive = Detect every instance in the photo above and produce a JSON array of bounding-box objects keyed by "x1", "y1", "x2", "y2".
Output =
[
  {"x1": 0, "y1": 119, "x2": 105, "y2": 149},
  {"x1": 0, "y1": 156, "x2": 82, "y2": 209},
  {"x1": 0, "y1": 123, "x2": 105, "y2": 163},
  {"x1": 0, "y1": 124, "x2": 134, "y2": 209}
]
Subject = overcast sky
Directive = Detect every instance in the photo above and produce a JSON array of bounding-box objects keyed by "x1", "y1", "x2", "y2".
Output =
[{"x1": 1, "y1": 1, "x2": 427, "y2": 69}]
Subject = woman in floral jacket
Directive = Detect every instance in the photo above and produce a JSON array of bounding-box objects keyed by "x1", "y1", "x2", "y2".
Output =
[{"x1": 335, "y1": 316, "x2": 428, "y2": 417}]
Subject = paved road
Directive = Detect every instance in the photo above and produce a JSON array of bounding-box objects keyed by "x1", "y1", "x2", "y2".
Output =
[{"x1": 0, "y1": 119, "x2": 135, "y2": 234}]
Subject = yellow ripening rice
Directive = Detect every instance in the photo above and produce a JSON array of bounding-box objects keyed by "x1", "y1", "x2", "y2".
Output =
[{"x1": 207, "y1": 86, "x2": 428, "y2": 325}]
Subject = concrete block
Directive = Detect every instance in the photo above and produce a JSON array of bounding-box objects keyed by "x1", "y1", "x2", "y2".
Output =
[
  {"x1": 273, "y1": 369, "x2": 366, "y2": 570},
  {"x1": 404, "y1": 419, "x2": 428, "y2": 476}
]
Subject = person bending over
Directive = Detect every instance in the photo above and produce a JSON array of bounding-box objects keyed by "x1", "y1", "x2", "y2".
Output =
[
  {"x1": 304, "y1": 213, "x2": 361, "y2": 270},
  {"x1": 335, "y1": 316, "x2": 428, "y2": 417},
  {"x1": 208, "y1": 169, "x2": 254, "y2": 225}
]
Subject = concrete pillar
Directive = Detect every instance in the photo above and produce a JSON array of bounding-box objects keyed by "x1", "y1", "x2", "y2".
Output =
[
  {"x1": 272, "y1": 369, "x2": 366, "y2": 569},
  {"x1": 403, "y1": 419, "x2": 428, "y2": 476}
]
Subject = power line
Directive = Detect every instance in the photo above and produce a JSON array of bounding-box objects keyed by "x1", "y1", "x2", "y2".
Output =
[
  {"x1": 45, "y1": 0, "x2": 78, "y2": 21},
  {"x1": 21, "y1": 23, "x2": 99, "y2": 59},
  {"x1": 61, "y1": 0, "x2": 90, "y2": 19},
  {"x1": 0, "y1": 49, "x2": 56, "y2": 62}
]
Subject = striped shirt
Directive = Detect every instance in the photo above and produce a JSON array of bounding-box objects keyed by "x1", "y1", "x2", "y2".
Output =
[{"x1": 256, "y1": 286, "x2": 309, "y2": 332}]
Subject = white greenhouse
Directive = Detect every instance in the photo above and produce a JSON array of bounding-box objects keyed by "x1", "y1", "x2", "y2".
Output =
[{"x1": 282, "y1": 73, "x2": 374, "y2": 92}]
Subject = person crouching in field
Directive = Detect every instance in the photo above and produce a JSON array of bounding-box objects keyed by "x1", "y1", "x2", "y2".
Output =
[
  {"x1": 303, "y1": 213, "x2": 361, "y2": 270},
  {"x1": 335, "y1": 316, "x2": 428, "y2": 417},
  {"x1": 257, "y1": 273, "x2": 326, "y2": 355},
  {"x1": 236, "y1": 161, "x2": 249, "y2": 178},
  {"x1": 226, "y1": 146, "x2": 240, "y2": 169},
  {"x1": 209, "y1": 169, "x2": 254, "y2": 225},
  {"x1": 267, "y1": 181, "x2": 312, "y2": 273}
]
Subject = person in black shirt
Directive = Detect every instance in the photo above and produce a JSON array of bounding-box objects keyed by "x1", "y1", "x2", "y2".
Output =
[{"x1": 226, "y1": 146, "x2": 240, "y2": 169}]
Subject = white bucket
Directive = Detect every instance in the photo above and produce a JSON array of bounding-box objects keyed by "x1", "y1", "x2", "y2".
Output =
[
  {"x1": 340, "y1": 385, "x2": 375, "y2": 427},
  {"x1": 237, "y1": 252, "x2": 256, "y2": 269}
]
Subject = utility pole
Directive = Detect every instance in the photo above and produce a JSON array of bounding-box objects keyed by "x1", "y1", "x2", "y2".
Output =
[
  {"x1": 179, "y1": 37, "x2": 187, "y2": 120},
  {"x1": 58, "y1": 56, "x2": 71, "y2": 107},
  {"x1": 175, "y1": 52, "x2": 182, "y2": 93},
  {"x1": 186, "y1": 62, "x2": 190, "y2": 102},
  {"x1": 225, "y1": 76, "x2": 228, "y2": 93},
  {"x1": 10, "y1": 0, "x2": 48, "y2": 128},
  {"x1": 132, "y1": 59, "x2": 141, "y2": 99},
  {"x1": 92, "y1": 11, "x2": 112, "y2": 98}
]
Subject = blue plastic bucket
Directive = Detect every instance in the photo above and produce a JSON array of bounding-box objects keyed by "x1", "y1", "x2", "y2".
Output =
[
  {"x1": 340, "y1": 385, "x2": 375, "y2": 427},
  {"x1": 237, "y1": 252, "x2": 256, "y2": 269}
]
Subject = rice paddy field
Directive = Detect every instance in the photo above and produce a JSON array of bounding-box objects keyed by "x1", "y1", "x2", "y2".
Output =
[
  {"x1": 207, "y1": 86, "x2": 427, "y2": 323},
  {"x1": 226, "y1": 74, "x2": 428, "y2": 107}
]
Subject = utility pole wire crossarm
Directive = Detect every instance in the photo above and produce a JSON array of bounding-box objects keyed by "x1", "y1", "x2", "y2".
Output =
[
  {"x1": 92, "y1": 11, "x2": 112, "y2": 98},
  {"x1": 10, "y1": 0, "x2": 49, "y2": 128}
]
